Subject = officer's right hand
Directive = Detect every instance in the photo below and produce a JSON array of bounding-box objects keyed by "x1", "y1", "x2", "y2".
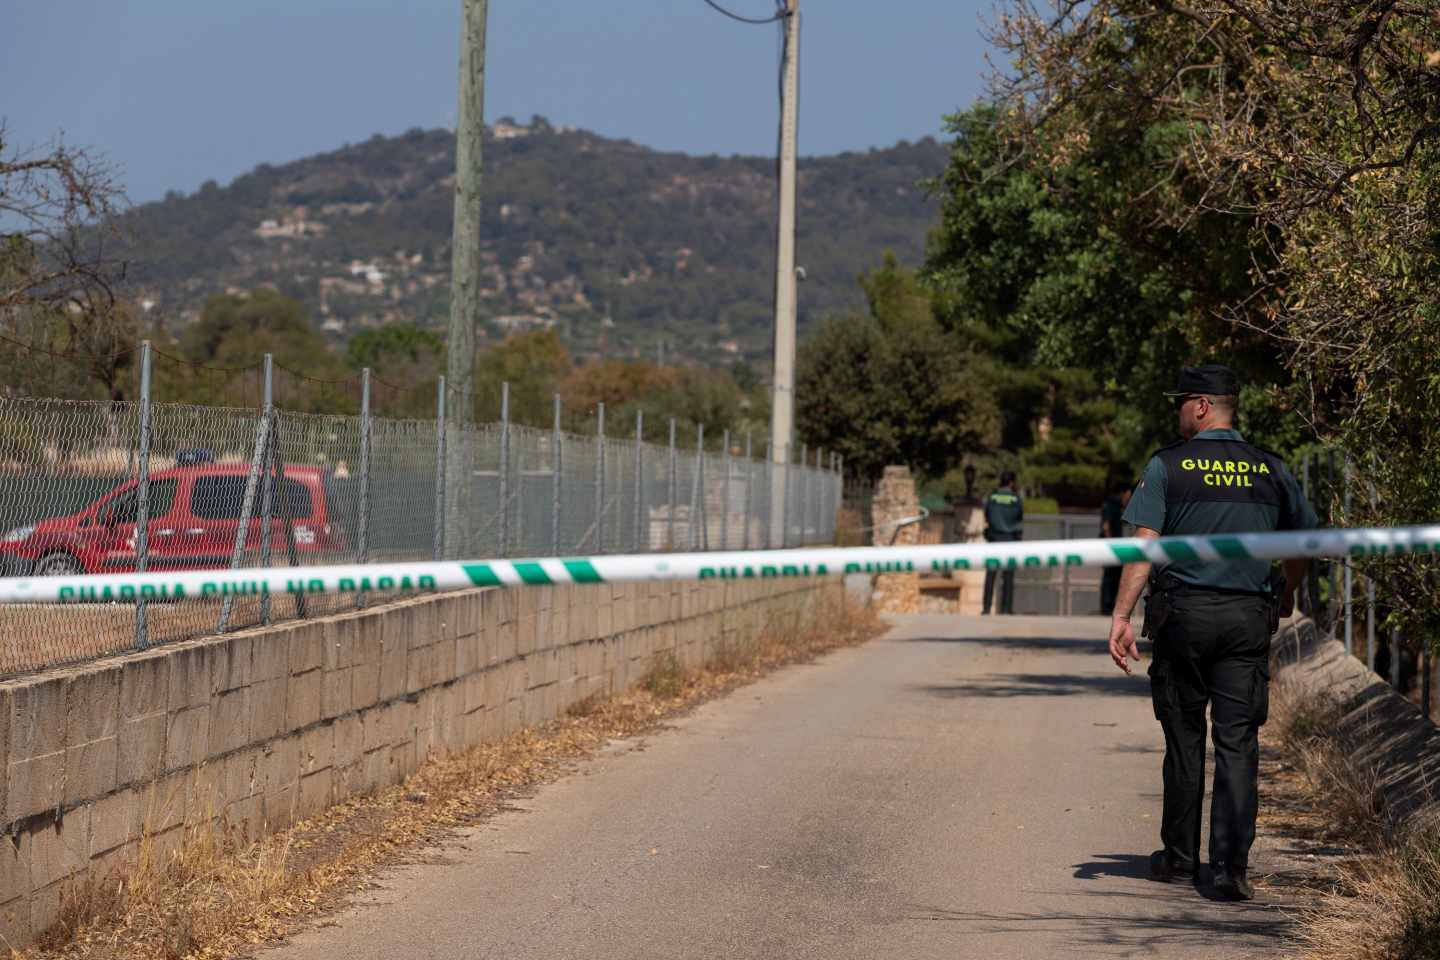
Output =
[{"x1": 1108, "y1": 616, "x2": 1141, "y2": 675}]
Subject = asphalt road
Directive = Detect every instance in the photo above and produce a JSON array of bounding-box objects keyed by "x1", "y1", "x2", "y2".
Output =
[{"x1": 263, "y1": 614, "x2": 1298, "y2": 960}]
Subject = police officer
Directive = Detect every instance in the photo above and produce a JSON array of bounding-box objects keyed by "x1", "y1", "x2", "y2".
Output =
[
  {"x1": 1099, "y1": 479, "x2": 1132, "y2": 615},
  {"x1": 1107, "y1": 364, "x2": 1316, "y2": 901},
  {"x1": 982, "y1": 470, "x2": 1024, "y2": 615}
]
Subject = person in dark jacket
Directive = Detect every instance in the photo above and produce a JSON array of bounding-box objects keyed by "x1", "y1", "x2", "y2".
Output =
[
  {"x1": 1107, "y1": 363, "x2": 1317, "y2": 902},
  {"x1": 982, "y1": 470, "x2": 1024, "y2": 615}
]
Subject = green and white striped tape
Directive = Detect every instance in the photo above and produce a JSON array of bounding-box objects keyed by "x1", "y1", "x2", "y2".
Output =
[{"x1": 0, "y1": 524, "x2": 1436, "y2": 605}]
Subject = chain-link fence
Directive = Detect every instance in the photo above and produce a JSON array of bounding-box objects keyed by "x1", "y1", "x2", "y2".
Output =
[{"x1": 0, "y1": 347, "x2": 842, "y2": 679}]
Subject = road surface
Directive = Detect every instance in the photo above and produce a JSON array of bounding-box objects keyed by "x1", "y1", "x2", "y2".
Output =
[{"x1": 262, "y1": 614, "x2": 1299, "y2": 959}]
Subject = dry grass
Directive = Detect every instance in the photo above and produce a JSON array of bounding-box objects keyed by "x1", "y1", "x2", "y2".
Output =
[
  {"x1": 1268, "y1": 677, "x2": 1440, "y2": 960},
  {"x1": 15, "y1": 593, "x2": 883, "y2": 960}
]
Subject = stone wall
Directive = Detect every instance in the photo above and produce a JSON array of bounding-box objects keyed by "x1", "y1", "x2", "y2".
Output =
[
  {"x1": 0, "y1": 577, "x2": 840, "y2": 946},
  {"x1": 870, "y1": 466, "x2": 920, "y2": 613}
]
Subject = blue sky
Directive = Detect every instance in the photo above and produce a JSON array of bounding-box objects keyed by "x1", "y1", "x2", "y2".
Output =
[{"x1": 2, "y1": 1, "x2": 996, "y2": 205}]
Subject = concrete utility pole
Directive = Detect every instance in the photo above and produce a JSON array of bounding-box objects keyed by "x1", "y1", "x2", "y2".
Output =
[
  {"x1": 768, "y1": 0, "x2": 799, "y2": 547},
  {"x1": 446, "y1": 0, "x2": 488, "y2": 558}
]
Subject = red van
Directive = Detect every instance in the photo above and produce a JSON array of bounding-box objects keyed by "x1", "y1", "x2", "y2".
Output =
[{"x1": 0, "y1": 463, "x2": 346, "y2": 577}]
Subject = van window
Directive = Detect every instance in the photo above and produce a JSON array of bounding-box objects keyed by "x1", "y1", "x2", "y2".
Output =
[
  {"x1": 104, "y1": 479, "x2": 178, "y2": 525},
  {"x1": 191, "y1": 475, "x2": 314, "y2": 520}
]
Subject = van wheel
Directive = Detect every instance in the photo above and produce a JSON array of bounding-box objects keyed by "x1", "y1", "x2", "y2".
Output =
[{"x1": 35, "y1": 553, "x2": 82, "y2": 577}]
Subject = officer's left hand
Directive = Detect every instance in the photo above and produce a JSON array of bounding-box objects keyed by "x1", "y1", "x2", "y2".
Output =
[{"x1": 1108, "y1": 616, "x2": 1141, "y2": 675}]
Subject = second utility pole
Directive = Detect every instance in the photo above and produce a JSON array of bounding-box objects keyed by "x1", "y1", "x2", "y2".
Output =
[
  {"x1": 446, "y1": 0, "x2": 488, "y2": 558},
  {"x1": 768, "y1": 0, "x2": 799, "y2": 548}
]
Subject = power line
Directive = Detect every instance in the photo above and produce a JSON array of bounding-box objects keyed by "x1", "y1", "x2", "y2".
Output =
[{"x1": 700, "y1": 0, "x2": 787, "y2": 25}]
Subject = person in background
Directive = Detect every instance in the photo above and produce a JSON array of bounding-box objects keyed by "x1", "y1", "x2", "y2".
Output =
[
  {"x1": 982, "y1": 470, "x2": 1024, "y2": 615},
  {"x1": 1099, "y1": 479, "x2": 1133, "y2": 615}
]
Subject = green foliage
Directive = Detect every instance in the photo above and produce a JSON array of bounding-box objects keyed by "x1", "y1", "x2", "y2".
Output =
[
  {"x1": 796, "y1": 255, "x2": 1000, "y2": 480},
  {"x1": 474, "y1": 329, "x2": 571, "y2": 425}
]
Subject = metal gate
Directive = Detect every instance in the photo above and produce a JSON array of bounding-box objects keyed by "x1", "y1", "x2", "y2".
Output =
[{"x1": 1011, "y1": 513, "x2": 1107, "y2": 616}]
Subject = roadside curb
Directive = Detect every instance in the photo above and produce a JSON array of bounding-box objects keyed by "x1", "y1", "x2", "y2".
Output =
[{"x1": 1272, "y1": 617, "x2": 1440, "y2": 829}]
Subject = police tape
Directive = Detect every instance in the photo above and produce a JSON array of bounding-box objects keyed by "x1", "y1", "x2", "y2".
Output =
[{"x1": 1, "y1": 524, "x2": 1437, "y2": 605}]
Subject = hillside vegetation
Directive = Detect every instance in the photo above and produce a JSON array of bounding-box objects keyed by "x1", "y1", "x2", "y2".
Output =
[{"x1": 118, "y1": 119, "x2": 945, "y2": 365}]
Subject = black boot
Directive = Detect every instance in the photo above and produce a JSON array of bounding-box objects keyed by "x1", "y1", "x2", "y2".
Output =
[
  {"x1": 1149, "y1": 850, "x2": 1195, "y2": 883},
  {"x1": 1211, "y1": 863, "x2": 1254, "y2": 901}
]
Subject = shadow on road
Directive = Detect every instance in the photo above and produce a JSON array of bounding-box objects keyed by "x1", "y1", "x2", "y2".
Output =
[
  {"x1": 904, "y1": 634, "x2": 1157, "y2": 659},
  {"x1": 913, "y1": 672, "x2": 1150, "y2": 699},
  {"x1": 1071, "y1": 853, "x2": 1152, "y2": 880},
  {"x1": 905, "y1": 891, "x2": 1293, "y2": 952}
]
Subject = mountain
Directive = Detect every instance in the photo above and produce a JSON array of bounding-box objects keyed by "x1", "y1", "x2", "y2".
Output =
[{"x1": 119, "y1": 119, "x2": 947, "y2": 365}]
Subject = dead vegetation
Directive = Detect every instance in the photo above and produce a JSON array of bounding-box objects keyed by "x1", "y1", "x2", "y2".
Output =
[
  {"x1": 1267, "y1": 677, "x2": 1440, "y2": 960},
  {"x1": 12, "y1": 593, "x2": 882, "y2": 960}
]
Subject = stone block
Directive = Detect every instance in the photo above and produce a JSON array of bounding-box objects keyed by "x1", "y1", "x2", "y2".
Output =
[
  {"x1": 63, "y1": 666, "x2": 121, "y2": 746},
  {"x1": 296, "y1": 769, "x2": 333, "y2": 820},
  {"x1": 9, "y1": 675, "x2": 66, "y2": 761},
  {"x1": 29, "y1": 804, "x2": 90, "y2": 889},
  {"x1": 456, "y1": 630, "x2": 480, "y2": 677},
  {"x1": 250, "y1": 632, "x2": 289, "y2": 683},
  {"x1": 349, "y1": 615, "x2": 382, "y2": 670},
  {"x1": 435, "y1": 635, "x2": 457, "y2": 684},
  {"x1": 115, "y1": 712, "x2": 165, "y2": 787},
  {"x1": 208, "y1": 687, "x2": 252, "y2": 757},
  {"x1": 535, "y1": 606, "x2": 553, "y2": 651},
  {"x1": 224, "y1": 794, "x2": 264, "y2": 843},
  {"x1": 63, "y1": 736, "x2": 117, "y2": 806},
  {"x1": 496, "y1": 617, "x2": 518, "y2": 663},
  {"x1": 89, "y1": 838, "x2": 138, "y2": 885},
  {"x1": 117, "y1": 653, "x2": 168, "y2": 721},
  {"x1": 219, "y1": 748, "x2": 259, "y2": 802},
  {"x1": 286, "y1": 669, "x2": 322, "y2": 731},
  {"x1": 389, "y1": 741, "x2": 417, "y2": 780},
  {"x1": 378, "y1": 631, "x2": 407, "y2": 702},
  {"x1": 143, "y1": 771, "x2": 192, "y2": 836},
  {"x1": 404, "y1": 643, "x2": 434, "y2": 694},
  {"x1": 360, "y1": 708, "x2": 390, "y2": 753},
  {"x1": 333, "y1": 761, "x2": 363, "y2": 798},
  {"x1": 256, "y1": 737, "x2": 298, "y2": 795},
  {"x1": 323, "y1": 617, "x2": 358, "y2": 671},
  {"x1": 211, "y1": 635, "x2": 252, "y2": 694},
  {"x1": 414, "y1": 722, "x2": 434, "y2": 763},
  {"x1": 333, "y1": 715, "x2": 362, "y2": 769},
  {"x1": 89, "y1": 787, "x2": 141, "y2": 857},
  {"x1": 454, "y1": 591, "x2": 481, "y2": 640},
  {"x1": 0, "y1": 825, "x2": 31, "y2": 902},
  {"x1": 596, "y1": 600, "x2": 614, "y2": 638},
  {"x1": 263, "y1": 782, "x2": 296, "y2": 829},
  {"x1": 163, "y1": 705, "x2": 210, "y2": 773},
  {"x1": 167, "y1": 644, "x2": 212, "y2": 712},
  {"x1": 321, "y1": 666, "x2": 352, "y2": 721},
  {"x1": 248, "y1": 678, "x2": 288, "y2": 742},
  {"x1": 31, "y1": 880, "x2": 62, "y2": 941},
  {"x1": 299, "y1": 724, "x2": 333, "y2": 775},
  {"x1": 0, "y1": 896, "x2": 32, "y2": 951},
  {"x1": 361, "y1": 748, "x2": 390, "y2": 793},
  {"x1": 409, "y1": 603, "x2": 439, "y2": 651},
  {"x1": 6, "y1": 752, "x2": 63, "y2": 823},
  {"x1": 289, "y1": 623, "x2": 325, "y2": 675},
  {"x1": 350, "y1": 658, "x2": 380, "y2": 712}
]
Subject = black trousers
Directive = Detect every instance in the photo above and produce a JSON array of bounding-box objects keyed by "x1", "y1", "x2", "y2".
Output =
[
  {"x1": 982, "y1": 531, "x2": 1020, "y2": 614},
  {"x1": 1148, "y1": 590, "x2": 1270, "y2": 873}
]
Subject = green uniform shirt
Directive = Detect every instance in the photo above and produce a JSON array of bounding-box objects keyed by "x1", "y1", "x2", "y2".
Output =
[
  {"x1": 1122, "y1": 428, "x2": 1318, "y2": 593},
  {"x1": 1100, "y1": 496, "x2": 1125, "y2": 538},
  {"x1": 984, "y1": 488, "x2": 1024, "y2": 535}
]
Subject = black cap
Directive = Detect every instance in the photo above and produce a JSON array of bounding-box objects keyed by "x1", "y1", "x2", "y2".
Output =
[{"x1": 1163, "y1": 363, "x2": 1240, "y2": 397}]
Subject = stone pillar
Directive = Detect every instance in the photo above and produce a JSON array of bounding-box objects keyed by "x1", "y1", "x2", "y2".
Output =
[
  {"x1": 950, "y1": 503, "x2": 989, "y2": 614},
  {"x1": 870, "y1": 465, "x2": 920, "y2": 613}
]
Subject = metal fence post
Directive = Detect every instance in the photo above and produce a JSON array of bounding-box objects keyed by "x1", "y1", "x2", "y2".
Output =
[
  {"x1": 356, "y1": 368, "x2": 371, "y2": 609},
  {"x1": 434, "y1": 376, "x2": 447, "y2": 561},
  {"x1": 218, "y1": 356, "x2": 273, "y2": 634},
  {"x1": 1391, "y1": 626, "x2": 1402, "y2": 689},
  {"x1": 499, "y1": 381, "x2": 510, "y2": 557},
  {"x1": 552, "y1": 393, "x2": 562, "y2": 557},
  {"x1": 1366, "y1": 577, "x2": 1377, "y2": 675},
  {"x1": 762, "y1": 440, "x2": 772, "y2": 550},
  {"x1": 633, "y1": 410, "x2": 644, "y2": 552},
  {"x1": 667, "y1": 418, "x2": 677, "y2": 551},
  {"x1": 1343, "y1": 457, "x2": 1353, "y2": 657},
  {"x1": 595, "y1": 403, "x2": 606, "y2": 554},
  {"x1": 720, "y1": 430, "x2": 731, "y2": 550},
  {"x1": 692, "y1": 424, "x2": 705, "y2": 550},
  {"x1": 258, "y1": 355, "x2": 277, "y2": 625},
  {"x1": 134, "y1": 340, "x2": 153, "y2": 649},
  {"x1": 742, "y1": 432, "x2": 753, "y2": 551}
]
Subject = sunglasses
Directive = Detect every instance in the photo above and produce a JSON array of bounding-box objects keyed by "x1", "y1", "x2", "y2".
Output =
[{"x1": 1172, "y1": 394, "x2": 1206, "y2": 410}]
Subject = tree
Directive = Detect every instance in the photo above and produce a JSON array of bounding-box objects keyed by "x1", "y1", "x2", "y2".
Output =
[
  {"x1": 0, "y1": 128, "x2": 137, "y2": 401},
  {"x1": 473, "y1": 329, "x2": 572, "y2": 425},
  {"x1": 797, "y1": 256, "x2": 1001, "y2": 480}
]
